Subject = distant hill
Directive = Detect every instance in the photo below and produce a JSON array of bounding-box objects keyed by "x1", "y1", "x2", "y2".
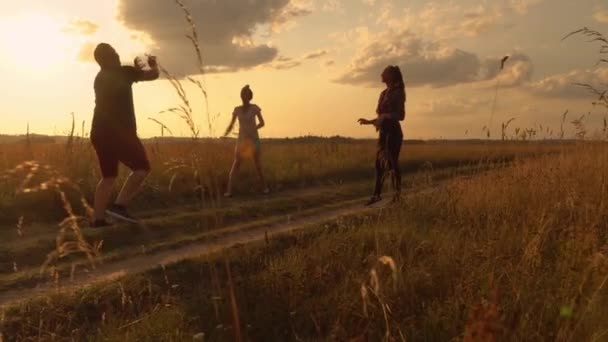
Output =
[
  {"x1": 0, "y1": 134, "x2": 579, "y2": 145},
  {"x1": 0, "y1": 134, "x2": 59, "y2": 144}
]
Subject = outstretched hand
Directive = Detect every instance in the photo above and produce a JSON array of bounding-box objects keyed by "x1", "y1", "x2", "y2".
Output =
[
  {"x1": 147, "y1": 56, "x2": 158, "y2": 68},
  {"x1": 134, "y1": 56, "x2": 158, "y2": 70},
  {"x1": 134, "y1": 56, "x2": 146, "y2": 70},
  {"x1": 358, "y1": 118, "x2": 371, "y2": 125}
]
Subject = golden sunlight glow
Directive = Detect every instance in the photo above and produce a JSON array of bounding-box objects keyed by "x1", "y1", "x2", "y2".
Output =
[{"x1": 0, "y1": 13, "x2": 74, "y2": 72}]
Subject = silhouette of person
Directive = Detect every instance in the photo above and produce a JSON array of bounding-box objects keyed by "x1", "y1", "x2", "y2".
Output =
[
  {"x1": 90, "y1": 43, "x2": 159, "y2": 227},
  {"x1": 358, "y1": 65, "x2": 406, "y2": 206},
  {"x1": 223, "y1": 85, "x2": 269, "y2": 197}
]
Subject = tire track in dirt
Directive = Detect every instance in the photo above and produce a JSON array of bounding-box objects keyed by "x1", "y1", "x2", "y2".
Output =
[
  {"x1": 0, "y1": 196, "x2": 381, "y2": 308},
  {"x1": 0, "y1": 165, "x2": 488, "y2": 308}
]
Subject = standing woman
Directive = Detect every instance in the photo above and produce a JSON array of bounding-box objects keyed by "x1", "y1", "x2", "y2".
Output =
[
  {"x1": 358, "y1": 65, "x2": 406, "y2": 205},
  {"x1": 223, "y1": 85, "x2": 270, "y2": 197}
]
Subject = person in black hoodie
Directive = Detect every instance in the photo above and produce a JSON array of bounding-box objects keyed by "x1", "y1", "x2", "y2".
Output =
[{"x1": 358, "y1": 65, "x2": 406, "y2": 206}]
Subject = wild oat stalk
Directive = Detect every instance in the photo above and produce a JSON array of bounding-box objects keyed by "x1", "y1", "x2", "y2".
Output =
[
  {"x1": 487, "y1": 56, "x2": 510, "y2": 139},
  {"x1": 573, "y1": 83, "x2": 608, "y2": 109},
  {"x1": 571, "y1": 113, "x2": 588, "y2": 140},
  {"x1": 562, "y1": 27, "x2": 608, "y2": 65},
  {"x1": 155, "y1": 0, "x2": 218, "y2": 137},
  {"x1": 564, "y1": 28, "x2": 608, "y2": 139},
  {"x1": 359, "y1": 256, "x2": 404, "y2": 341},
  {"x1": 66, "y1": 112, "x2": 75, "y2": 155},
  {"x1": 158, "y1": 65, "x2": 200, "y2": 139},
  {"x1": 174, "y1": 0, "x2": 215, "y2": 137},
  {"x1": 2, "y1": 161, "x2": 101, "y2": 276},
  {"x1": 560, "y1": 110, "x2": 569, "y2": 140},
  {"x1": 25, "y1": 122, "x2": 32, "y2": 159},
  {"x1": 225, "y1": 259, "x2": 243, "y2": 342},
  {"x1": 501, "y1": 118, "x2": 515, "y2": 141},
  {"x1": 174, "y1": 0, "x2": 204, "y2": 75},
  {"x1": 148, "y1": 117, "x2": 174, "y2": 137}
]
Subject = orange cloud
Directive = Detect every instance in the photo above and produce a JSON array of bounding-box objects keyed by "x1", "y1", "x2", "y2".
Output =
[
  {"x1": 77, "y1": 42, "x2": 97, "y2": 63},
  {"x1": 63, "y1": 19, "x2": 99, "y2": 36},
  {"x1": 594, "y1": 8, "x2": 608, "y2": 24}
]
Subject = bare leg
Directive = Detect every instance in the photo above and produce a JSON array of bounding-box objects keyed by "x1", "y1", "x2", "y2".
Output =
[
  {"x1": 225, "y1": 158, "x2": 241, "y2": 196},
  {"x1": 94, "y1": 177, "x2": 116, "y2": 220},
  {"x1": 253, "y1": 152, "x2": 269, "y2": 192},
  {"x1": 114, "y1": 169, "x2": 149, "y2": 207}
]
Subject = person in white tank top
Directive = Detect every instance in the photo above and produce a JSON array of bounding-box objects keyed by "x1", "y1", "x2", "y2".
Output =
[{"x1": 222, "y1": 85, "x2": 270, "y2": 197}]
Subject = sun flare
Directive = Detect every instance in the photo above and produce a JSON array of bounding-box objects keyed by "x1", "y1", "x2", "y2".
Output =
[{"x1": 0, "y1": 13, "x2": 75, "y2": 72}]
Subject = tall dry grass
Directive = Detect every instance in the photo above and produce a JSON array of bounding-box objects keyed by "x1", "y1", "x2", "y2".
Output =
[
  {"x1": 3, "y1": 144, "x2": 607, "y2": 340},
  {"x1": 0, "y1": 139, "x2": 560, "y2": 223},
  {"x1": 0, "y1": 160, "x2": 100, "y2": 281}
]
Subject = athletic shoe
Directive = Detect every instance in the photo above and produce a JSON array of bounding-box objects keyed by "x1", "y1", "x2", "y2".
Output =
[{"x1": 106, "y1": 204, "x2": 138, "y2": 224}]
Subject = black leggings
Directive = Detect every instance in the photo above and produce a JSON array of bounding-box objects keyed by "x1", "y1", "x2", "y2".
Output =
[{"x1": 374, "y1": 133, "x2": 402, "y2": 197}]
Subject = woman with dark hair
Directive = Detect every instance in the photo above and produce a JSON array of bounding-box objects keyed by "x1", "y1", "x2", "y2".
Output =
[
  {"x1": 223, "y1": 85, "x2": 270, "y2": 197},
  {"x1": 358, "y1": 65, "x2": 406, "y2": 206}
]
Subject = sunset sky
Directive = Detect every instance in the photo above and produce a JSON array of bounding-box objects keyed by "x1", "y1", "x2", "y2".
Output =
[{"x1": 1, "y1": 0, "x2": 607, "y2": 139}]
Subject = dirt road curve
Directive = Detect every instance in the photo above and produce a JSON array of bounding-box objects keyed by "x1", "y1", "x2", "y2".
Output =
[{"x1": 0, "y1": 198, "x2": 383, "y2": 308}]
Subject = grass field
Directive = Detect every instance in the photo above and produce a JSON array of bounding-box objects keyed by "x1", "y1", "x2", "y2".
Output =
[
  {"x1": 0, "y1": 138, "x2": 562, "y2": 222},
  {"x1": 2, "y1": 137, "x2": 604, "y2": 341},
  {"x1": 0, "y1": 139, "x2": 560, "y2": 288}
]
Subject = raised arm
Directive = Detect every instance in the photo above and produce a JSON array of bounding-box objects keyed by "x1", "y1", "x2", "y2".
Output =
[
  {"x1": 134, "y1": 56, "x2": 160, "y2": 81},
  {"x1": 224, "y1": 111, "x2": 238, "y2": 137}
]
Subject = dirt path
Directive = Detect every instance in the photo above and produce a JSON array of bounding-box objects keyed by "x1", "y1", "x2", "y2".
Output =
[
  {"x1": 0, "y1": 195, "x2": 389, "y2": 308},
  {"x1": 1, "y1": 180, "x2": 369, "y2": 245},
  {"x1": 0, "y1": 159, "x2": 500, "y2": 309},
  {"x1": 0, "y1": 164, "x2": 493, "y2": 309}
]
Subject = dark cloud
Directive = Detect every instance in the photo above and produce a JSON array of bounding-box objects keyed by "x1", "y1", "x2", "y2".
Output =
[
  {"x1": 267, "y1": 49, "x2": 331, "y2": 70},
  {"x1": 270, "y1": 56, "x2": 302, "y2": 70},
  {"x1": 334, "y1": 29, "x2": 533, "y2": 88},
  {"x1": 276, "y1": 56, "x2": 293, "y2": 62},
  {"x1": 117, "y1": 0, "x2": 311, "y2": 75},
  {"x1": 303, "y1": 50, "x2": 328, "y2": 60}
]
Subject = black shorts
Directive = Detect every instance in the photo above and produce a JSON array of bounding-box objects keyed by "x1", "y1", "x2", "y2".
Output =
[{"x1": 91, "y1": 129, "x2": 150, "y2": 178}]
